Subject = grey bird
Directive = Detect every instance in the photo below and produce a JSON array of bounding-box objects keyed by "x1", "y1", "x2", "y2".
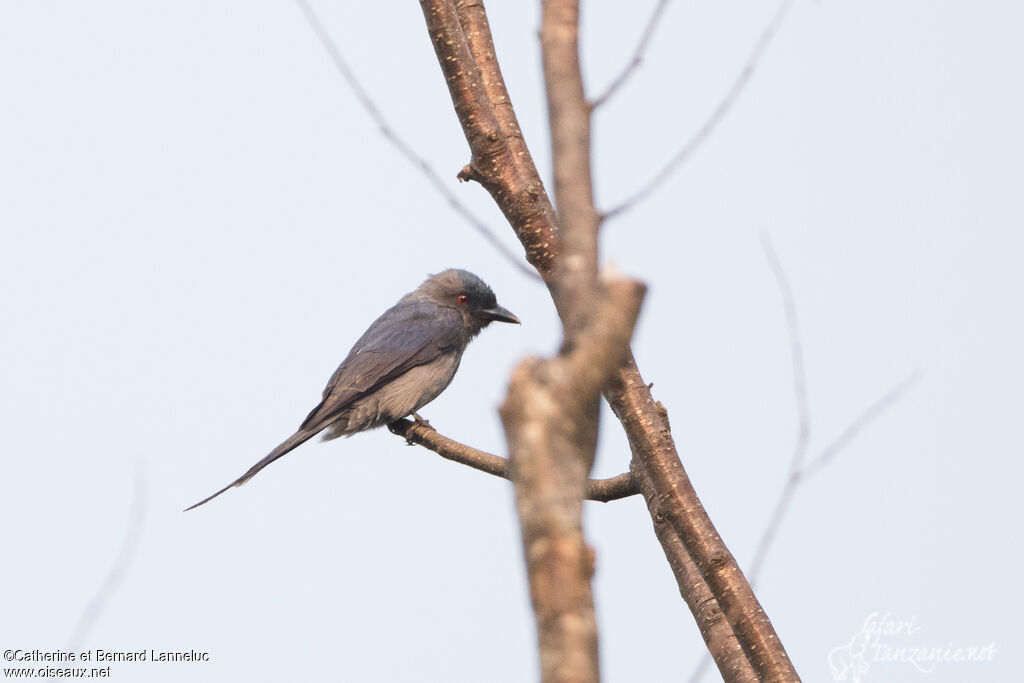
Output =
[{"x1": 185, "y1": 268, "x2": 518, "y2": 510}]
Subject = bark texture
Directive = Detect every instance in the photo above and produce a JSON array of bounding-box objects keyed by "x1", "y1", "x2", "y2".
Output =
[
  {"x1": 502, "y1": 279, "x2": 645, "y2": 683},
  {"x1": 417, "y1": 1, "x2": 800, "y2": 680}
]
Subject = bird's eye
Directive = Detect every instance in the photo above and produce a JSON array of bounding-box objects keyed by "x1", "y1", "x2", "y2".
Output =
[{"x1": 457, "y1": 294, "x2": 469, "y2": 305}]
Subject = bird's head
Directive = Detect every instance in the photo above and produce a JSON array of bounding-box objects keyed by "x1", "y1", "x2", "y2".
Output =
[{"x1": 415, "y1": 268, "x2": 520, "y2": 336}]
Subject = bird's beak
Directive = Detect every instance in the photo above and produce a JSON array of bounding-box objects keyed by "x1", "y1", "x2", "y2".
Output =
[{"x1": 480, "y1": 304, "x2": 520, "y2": 325}]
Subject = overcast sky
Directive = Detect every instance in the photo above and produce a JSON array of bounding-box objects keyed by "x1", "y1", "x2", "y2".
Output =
[{"x1": 2, "y1": 1, "x2": 1021, "y2": 681}]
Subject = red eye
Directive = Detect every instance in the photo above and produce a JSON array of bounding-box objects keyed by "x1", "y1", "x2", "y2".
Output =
[{"x1": 457, "y1": 294, "x2": 469, "y2": 305}]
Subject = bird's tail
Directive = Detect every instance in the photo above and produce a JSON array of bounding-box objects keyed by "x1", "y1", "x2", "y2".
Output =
[{"x1": 184, "y1": 428, "x2": 320, "y2": 511}]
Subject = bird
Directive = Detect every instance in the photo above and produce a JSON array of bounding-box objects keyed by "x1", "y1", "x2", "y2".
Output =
[{"x1": 185, "y1": 268, "x2": 519, "y2": 510}]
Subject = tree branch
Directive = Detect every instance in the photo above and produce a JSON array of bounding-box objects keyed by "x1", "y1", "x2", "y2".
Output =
[
  {"x1": 420, "y1": 0, "x2": 559, "y2": 275},
  {"x1": 387, "y1": 418, "x2": 637, "y2": 502},
  {"x1": 502, "y1": 277, "x2": 645, "y2": 683},
  {"x1": 631, "y1": 464, "x2": 759, "y2": 683},
  {"x1": 604, "y1": 0, "x2": 797, "y2": 220},
  {"x1": 604, "y1": 357, "x2": 801, "y2": 682},
  {"x1": 491, "y1": 5, "x2": 616, "y2": 680},
  {"x1": 688, "y1": 238, "x2": 918, "y2": 682},
  {"x1": 455, "y1": 0, "x2": 548, "y2": 194},
  {"x1": 541, "y1": 0, "x2": 601, "y2": 339},
  {"x1": 417, "y1": 2, "x2": 799, "y2": 679}
]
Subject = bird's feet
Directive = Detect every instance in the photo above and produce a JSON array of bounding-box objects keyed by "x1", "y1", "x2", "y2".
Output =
[
  {"x1": 387, "y1": 418, "x2": 418, "y2": 445},
  {"x1": 411, "y1": 412, "x2": 432, "y2": 429}
]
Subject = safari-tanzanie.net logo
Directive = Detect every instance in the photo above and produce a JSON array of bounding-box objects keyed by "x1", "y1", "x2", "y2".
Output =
[{"x1": 828, "y1": 612, "x2": 995, "y2": 681}]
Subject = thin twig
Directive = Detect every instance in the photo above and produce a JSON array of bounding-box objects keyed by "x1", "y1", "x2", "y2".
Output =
[
  {"x1": 67, "y1": 461, "x2": 147, "y2": 651},
  {"x1": 387, "y1": 418, "x2": 637, "y2": 502},
  {"x1": 687, "y1": 239, "x2": 919, "y2": 683},
  {"x1": 591, "y1": 0, "x2": 672, "y2": 108},
  {"x1": 293, "y1": 0, "x2": 538, "y2": 280},
  {"x1": 802, "y1": 371, "x2": 922, "y2": 480},
  {"x1": 746, "y1": 372, "x2": 922, "y2": 586},
  {"x1": 604, "y1": 0, "x2": 797, "y2": 220},
  {"x1": 763, "y1": 234, "x2": 811, "y2": 474},
  {"x1": 744, "y1": 235, "x2": 812, "y2": 588},
  {"x1": 749, "y1": 238, "x2": 921, "y2": 584}
]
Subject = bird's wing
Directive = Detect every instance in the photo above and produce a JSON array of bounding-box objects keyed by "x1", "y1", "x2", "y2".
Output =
[
  {"x1": 184, "y1": 302, "x2": 464, "y2": 511},
  {"x1": 298, "y1": 301, "x2": 464, "y2": 433}
]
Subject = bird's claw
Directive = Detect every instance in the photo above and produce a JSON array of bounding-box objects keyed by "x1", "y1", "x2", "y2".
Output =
[{"x1": 411, "y1": 412, "x2": 432, "y2": 429}]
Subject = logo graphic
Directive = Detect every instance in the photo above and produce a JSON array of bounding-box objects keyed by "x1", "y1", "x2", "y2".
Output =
[{"x1": 828, "y1": 612, "x2": 995, "y2": 681}]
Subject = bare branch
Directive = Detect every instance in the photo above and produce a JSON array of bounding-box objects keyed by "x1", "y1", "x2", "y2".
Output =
[
  {"x1": 420, "y1": 0, "x2": 560, "y2": 275},
  {"x1": 293, "y1": 0, "x2": 538, "y2": 279},
  {"x1": 541, "y1": 0, "x2": 601, "y2": 338},
  {"x1": 591, "y1": 0, "x2": 672, "y2": 108},
  {"x1": 418, "y1": 2, "x2": 799, "y2": 678},
  {"x1": 67, "y1": 461, "x2": 147, "y2": 651},
  {"x1": 386, "y1": 418, "x2": 638, "y2": 502},
  {"x1": 491, "y1": 5, "x2": 617, "y2": 679},
  {"x1": 455, "y1": 1, "x2": 549, "y2": 195},
  {"x1": 605, "y1": 0, "x2": 797, "y2": 220},
  {"x1": 631, "y1": 464, "x2": 759, "y2": 683},
  {"x1": 503, "y1": 277, "x2": 646, "y2": 683},
  {"x1": 604, "y1": 356, "x2": 801, "y2": 682}
]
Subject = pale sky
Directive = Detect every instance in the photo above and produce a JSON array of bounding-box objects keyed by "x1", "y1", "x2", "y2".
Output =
[{"x1": 2, "y1": 2, "x2": 1021, "y2": 681}]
